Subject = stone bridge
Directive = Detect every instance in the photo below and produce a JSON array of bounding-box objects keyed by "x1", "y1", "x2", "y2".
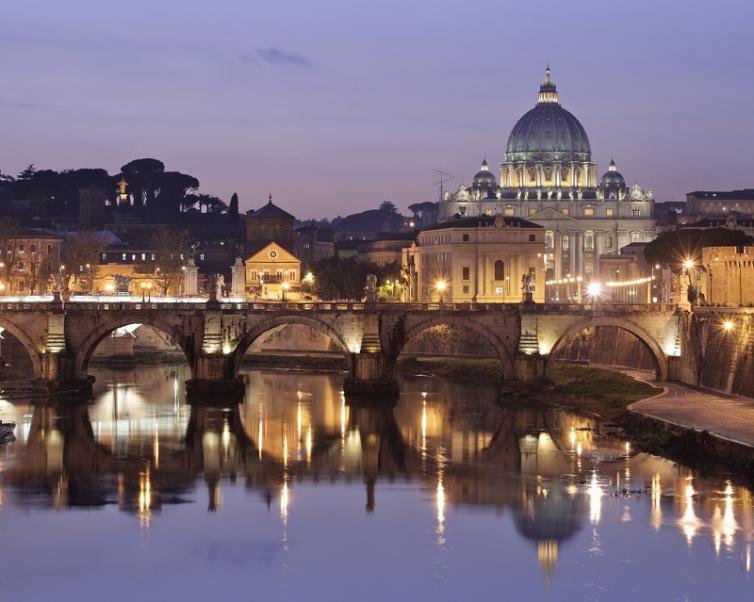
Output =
[{"x1": 0, "y1": 297, "x2": 682, "y2": 399}]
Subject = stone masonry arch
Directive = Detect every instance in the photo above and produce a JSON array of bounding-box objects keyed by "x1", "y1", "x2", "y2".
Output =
[
  {"x1": 231, "y1": 314, "x2": 353, "y2": 375},
  {"x1": 0, "y1": 316, "x2": 44, "y2": 378},
  {"x1": 389, "y1": 316, "x2": 516, "y2": 380},
  {"x1": 73, "y1": 314, "x2": 194, "y2": 379},
  {"x1": 545, "y1": 316, "x2": 668, "y2": 380}
]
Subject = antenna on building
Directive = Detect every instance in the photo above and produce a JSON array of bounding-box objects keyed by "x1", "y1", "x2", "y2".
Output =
[{"x1": 433, "y1": 169, "x2": 455, "y2": 201}]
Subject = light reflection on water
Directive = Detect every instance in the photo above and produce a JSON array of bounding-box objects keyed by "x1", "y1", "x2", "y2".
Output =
[{"x1": 0, "y1": 364, "x2": 752, "y2": 600}]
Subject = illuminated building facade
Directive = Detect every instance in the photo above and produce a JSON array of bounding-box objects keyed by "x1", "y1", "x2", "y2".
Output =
[
  {"x1": 439, "y1": 68, "x2": 656, "y2": 281},
  {"x1": 403, "y1": 214, "x2": 546, "y2": 303}
]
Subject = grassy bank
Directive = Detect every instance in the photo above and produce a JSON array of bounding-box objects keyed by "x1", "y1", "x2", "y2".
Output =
[
  {"x1": 546, "y1": 363, "x2": 659, "y2": 421},
  {"x1": 395, "y1": 357, "x2": 502, "y2": 380}
]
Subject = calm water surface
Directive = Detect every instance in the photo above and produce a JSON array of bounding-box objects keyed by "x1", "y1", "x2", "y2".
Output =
[{"x1": 0, "y1": 364, "x2": 752, "y2": 601}]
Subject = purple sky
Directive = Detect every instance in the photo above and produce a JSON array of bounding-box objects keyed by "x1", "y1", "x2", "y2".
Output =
[{"x1": 2, "y1": 0, "x2": 753, "y2": 219}]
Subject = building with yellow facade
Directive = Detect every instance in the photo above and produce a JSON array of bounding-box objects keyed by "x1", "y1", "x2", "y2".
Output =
[
  {"x1": 403, "y1": 214, "x2": 545, "y2": 303},
  {"x1": 244, "y1": 242, "x2": 302, "y2": 300}
]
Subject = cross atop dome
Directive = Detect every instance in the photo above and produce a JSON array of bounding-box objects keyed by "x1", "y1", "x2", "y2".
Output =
[
  {"x1": 480, "y1": 156, "x2": 489, "y2": 171},
  {"x1": 608, "y1": 158, "x2": 617, "y2": 172},
  {"x1": 538, "y1": 65, "x2": 559, "y2": 104}
]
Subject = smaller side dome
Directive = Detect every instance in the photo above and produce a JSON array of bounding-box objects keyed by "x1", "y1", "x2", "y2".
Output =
[
  {"x1": 472, "y1": 157, "x2": 497, "y2": 190},
  {"x1": 600, "y1": 158, "x2": 626, "y2": 189}
]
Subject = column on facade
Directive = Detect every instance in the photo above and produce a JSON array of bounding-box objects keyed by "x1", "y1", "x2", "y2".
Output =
[
  {"x1": 555, "y1": 163, "x2": 562, "y2": 187},
  {"x1": 535, "y1": 163, "x2": 543, "y2": 188},
  {"x1": 568, "y1": 232, "x2": 577, "y2": 276},
  {"x1": 571, "y1": 162, "x2": 577, "y2": 187},
  {"x1": 574, "y1": 231, "x2": 583, "y2": 278},
  {"x1": 593, "y1": 231, "x2": 602, "y2": 280},
  {"x1": 553, "y1": 231, "x2": 562, "y2": 280}
]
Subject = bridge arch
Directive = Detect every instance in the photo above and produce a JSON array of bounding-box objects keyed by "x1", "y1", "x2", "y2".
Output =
[
  {"x1": 545, "y1": 317, "x2": 668, "y2": 380},
  {"x1": 390, "y1": 316, "x2": 515, "y2": 380},
  {"x1": 74, "y1": 315, "x2": 194, "y2": 379},
  {"x1": 231, "y1": 314, "x2": 352, "y2": 374},
  {"x1": 0, "y1": 317, "x2": 43, "y2": 378}
]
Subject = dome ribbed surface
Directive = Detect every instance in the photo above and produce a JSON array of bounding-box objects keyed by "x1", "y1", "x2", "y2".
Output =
[{"x1": 506, "y1": 103, "x2": 592, "y2": 163}]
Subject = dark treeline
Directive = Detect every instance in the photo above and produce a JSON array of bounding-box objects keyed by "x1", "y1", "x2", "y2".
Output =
[{"x1": 0, "y1": 158, "x2": 239, "y2": 223}]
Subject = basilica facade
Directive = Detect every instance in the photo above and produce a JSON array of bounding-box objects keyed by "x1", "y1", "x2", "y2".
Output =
[{"x1": 439, "y1": 68, "x2": 655, "y2": 280}]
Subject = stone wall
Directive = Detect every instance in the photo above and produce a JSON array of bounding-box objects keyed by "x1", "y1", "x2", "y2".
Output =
[
  {"x1": 247, "y1": 324, "x2": 341, "y2": 353},
  {"x1": 401, "y1": 325, "x2": 498, "y2": 357},
  {"x1": 554, "y1": 325, "x2": 657, "y2": 371}
]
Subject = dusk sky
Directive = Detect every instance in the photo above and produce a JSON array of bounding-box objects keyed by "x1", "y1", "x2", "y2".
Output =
[{"x1": 2, "y1": 0, "x2": 753, "y2": 219}]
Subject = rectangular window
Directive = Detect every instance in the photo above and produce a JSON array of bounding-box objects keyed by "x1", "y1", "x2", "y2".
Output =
[
  {"x1": 504, "y1": 207, "x2": 515, "y2": 216},
  {"x1": 30, "y1": 244, "x2": 36, "y2": 254},
  {"x1": 276, "y1": 270, "x2": 283, "y2": 280},
  {"x1": 462, "y1": 234, "x2": 469, "y2": 242},
  {"x1": 562, "y1": 208, "x2": 570, "y2": 216},
  {"x1": 462, "y1": 285, "x2": 469, "y2": 294},
  {"x1": 289, "y1": 270, "x2": 295, "y2": 281},
  {"x1": 18, "y1": 244, "x2": 24, "y2": 254},
  {"x1": 529, "y1": 234, "x2": 536, "y2": 242},
  {"x1": 632, "y1": 208, "x2": 641, "y2": 216},
  {"x1": 585, "y1": 232, "x2": 594, "y2": 249},
  {"x1": 17, "y1": 262, "x2": 23, "y2": 271},
  {"x1": 151, "y1": 254, "x2": 156, "y2": 261},
  {"x1": 122, "y1": 253, "x2": 127, "y2": 261},
  {"x1": 529, "y1": 208, "x2": 537, "y2": 216},
  {"x1": 251, "y1": 271, "x2": 257, "y2": 281},
  {"x1": 199, "y1": 253, "x2": 205, "y2": 261},
  {"x1": 47, "y1": 244, "x2": 52, "y2": 254},
  {"x1": 584, "y1": 207, "x2": 594, "y2": 216},
  {"x1": 606, "y1": 208, "x2": 614, "y2": 216},
  {"x1": 606, "y1": 236, "x2": 613, "y2": 249},
  {"x1": 462, "y1": 267, "x2": 470, "y2": 280}
]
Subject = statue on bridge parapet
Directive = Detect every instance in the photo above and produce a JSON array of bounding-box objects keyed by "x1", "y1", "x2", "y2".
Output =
[
  {"x1": 365, "y1": 274, "x2": 377, "y2": 304},
  {"x1": 521, "y1": 272, "x2": 535, "y2": 304}
]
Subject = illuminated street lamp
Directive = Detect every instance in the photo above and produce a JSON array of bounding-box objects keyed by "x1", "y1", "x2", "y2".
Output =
[
  {"x1": 434, "y1": 279, "x2": 447, "y2": 303},
  {"x1": 282, "y1": 280, "x2": 290, "y2": 302},
  {"x1": 722, "y1": 319, "x2": 735, "y2": 333},
  {"x1": 303, "y1": 271, "x2": 315, "y2": 297},
  {"x1": 140, "y1": 281, "x2": 147, "y2": 302},
  {"x1": 586, "y1": 281, "x2": 602, "y2": 301}
]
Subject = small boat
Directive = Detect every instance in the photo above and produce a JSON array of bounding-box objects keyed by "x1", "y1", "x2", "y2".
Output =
[{"x1": 0, "y1": 421, "x2": 16, "y2": 442}]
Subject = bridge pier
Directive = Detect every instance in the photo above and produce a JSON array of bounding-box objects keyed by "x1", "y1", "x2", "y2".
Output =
[
  {"x1": 34, "y1": 351, "x2": 94, "y2": 397},
  {"x1": 513, "y1": 353, "x2": 547, "y2": 382},
  {"x1": 343, "y1": 353, "x2": 399, "y2": 400},
  {"x1": 186, "y1": 354, "x2": 245, "y2": 403}
]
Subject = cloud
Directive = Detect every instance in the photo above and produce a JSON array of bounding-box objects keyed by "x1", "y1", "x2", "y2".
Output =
[
  {"x1": 253, "y1": 47, "x2": 314, "y2": 68},
  {"x1": 0, "y1": 98, "x2": 45, "y2": 111}
]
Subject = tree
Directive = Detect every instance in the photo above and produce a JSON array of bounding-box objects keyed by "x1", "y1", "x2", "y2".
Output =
[
  {"x1": 644, "y1": 228, "x2": 754, "y2": 271},
  {"x1": 120, "y1": 158, "x2": 165, "y2": 214},
  {"x1": 229, "y1": 193, "x2": 239, "y2": 220},
  {"x1": 0, "y1": 218, "x2": 22, "y2": 292},
  {"x1": 310, "y1": 257, "x2": 403, "y2": 301},
  {"x1": 16, "y1": 164, "x2": 36, "y2": 181},
  {"x1": 62, "y1": 231, "x2": 107, "y2": 293},
  {"x1": 149, "y1": 228, "x2": 190, "y2": 295}
]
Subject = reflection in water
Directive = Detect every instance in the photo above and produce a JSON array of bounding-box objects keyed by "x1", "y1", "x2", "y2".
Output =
[{"x1": 1, "y1": 364, "x2": 753, "y2": 596}]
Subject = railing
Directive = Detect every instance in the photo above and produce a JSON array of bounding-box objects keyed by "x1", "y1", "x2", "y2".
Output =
[{"x1": 0, "y1": 295, "x2": 679, "y2": 314}]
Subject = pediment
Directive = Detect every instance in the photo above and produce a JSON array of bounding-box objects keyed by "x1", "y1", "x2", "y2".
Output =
[
  {"x1": 245, "y1": 242, "x2": 299, "y2": 264},
  {"x1": 528, "y1": 207, "x2": 576, "y2": 221}
]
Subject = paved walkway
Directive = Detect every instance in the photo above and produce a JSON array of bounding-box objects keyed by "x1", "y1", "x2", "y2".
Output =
[{"x1": 628, "y1": 375, "x2": 754, "y2": 448}]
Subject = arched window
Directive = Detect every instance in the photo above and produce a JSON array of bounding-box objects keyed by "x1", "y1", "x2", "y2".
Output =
[{"x1": 494, "y1": 260, "x2": 505, "y2": 281}]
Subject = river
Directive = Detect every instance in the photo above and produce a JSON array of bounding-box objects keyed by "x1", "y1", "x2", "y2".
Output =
[{"x1": 0, "y1": 364, "x2": 751, "y2": 601}]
